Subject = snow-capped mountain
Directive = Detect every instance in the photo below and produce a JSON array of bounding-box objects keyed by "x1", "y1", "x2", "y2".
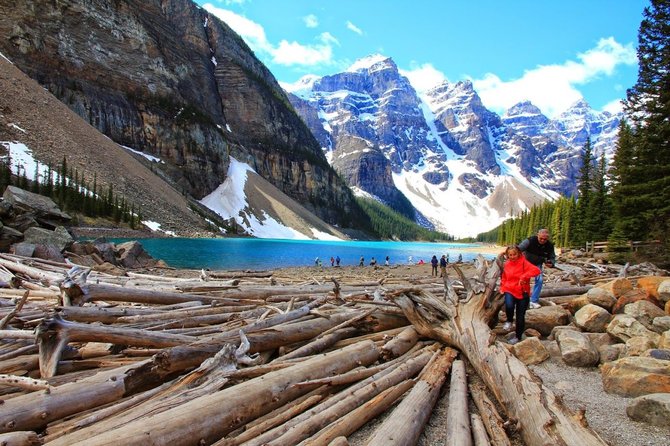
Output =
[{"x1": 286, "y1": 55, "x2": 622, "y2": 238}]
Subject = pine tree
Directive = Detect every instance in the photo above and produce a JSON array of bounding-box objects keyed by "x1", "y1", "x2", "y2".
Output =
[
  {"x1": 573, "y1": 137, "x2": 594, "y2": 246},
  {"x1": 622, "y1": 0, "x2": 670, "y2": 245}
]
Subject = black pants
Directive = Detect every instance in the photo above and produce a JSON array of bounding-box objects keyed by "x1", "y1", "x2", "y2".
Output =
[{"x1": 505, "y1": 292, "x2": 529, "y2": 339}]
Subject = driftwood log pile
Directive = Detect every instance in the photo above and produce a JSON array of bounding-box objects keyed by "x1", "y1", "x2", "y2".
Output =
[{"x1": 0, "y1": 252, "x2": 667, "y2": 445}]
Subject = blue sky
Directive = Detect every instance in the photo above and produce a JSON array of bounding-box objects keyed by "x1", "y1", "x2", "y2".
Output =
[{"x1": 197, "y1": 0, "x2": 647, "y2": 118}]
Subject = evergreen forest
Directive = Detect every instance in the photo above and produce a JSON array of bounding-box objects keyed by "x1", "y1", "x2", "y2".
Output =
[{"x1": 477, "y1": 0, "x2": 670, "y2": 266}]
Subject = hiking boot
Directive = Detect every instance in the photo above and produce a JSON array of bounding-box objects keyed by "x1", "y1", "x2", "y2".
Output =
[
  {"x1": 502, "y1": 322, "x2": 513, "y2": 331},
  {"x1": 529, "y1": 302, "x2": 541, "y2": 309}
]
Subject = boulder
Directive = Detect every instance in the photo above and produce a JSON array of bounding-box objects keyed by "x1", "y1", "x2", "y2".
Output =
[
  {"x1": 117, "y1": 241, "x2": 156, "y2": 269},
  {"x1": 94, "y1": 242, "x2": 119, "y2": 265},
  {"x1": 623, "y1": 336, "x2": 658, "y2": 357},
  {"x1": 626, "y1": 393, "x2": 670, "y2": 426},
  {"x1": 543, "y1": 340, "x2": 561, "y2": 358},
  {"x1": 549, "y1": 325, "x2": 579, "y2": 341},
  {"x1": 555, "y1": 330, "x2": 599, "y2": 367},
  {"x1": 601, "y1": 356, "x2": 670, "y2": 397},
  {"x1": 33, "y1": 244, "x2": 66, "y2": 263},
  {"x1": 624, "y1": 300, "x2": 667, "y2": 330},
  {"x1": 636, "y1": 276, "x2": 670, "y2": 300},
  {"x1": 607, "y1": 314, "x2": 661, "y2": 344},
  {"x1": 93, "y1": 262, "x2": 127, "y2": 276},
  {"x1": 596, "y1": 277, "x2": 633, "y2": 299},
  {"x1": 652, "y1": 316, "x2": 670, "y2": 333},
  {"x1": 511, "y1": 337, "x2": 549, "y2": 365},
  {"x1": 659, "y1": 279, "x2": 670, "y2": 304},
  {"x1": 525, "y1": 305, "x2": 571, "y2": 336},
  {"x1": 599, "y1": 344, "x2": 624, "y2": 364},
  {"x1": 23, "y1": 226, "x2": 73, "y2": 252},
  {"x1": 659, "y1": 331, "x2": 670, "y2": 350},
  {"x1": 11, "y1": 242, "x2": 35, "y2": 257},
  {"x1": 642, "y1": 349, "x2": 670, "y2": 361},
  {"x1": 612, "y1": 288, "x2": 663, "y2": 314},
  {"x1": 574, "y1": 304, "x2": 612, "y2": 332},
  {"x1": 584, "y1": 287, "x2": 617, "y2": 312},
  {"x1": 2, "y1": 185, "x2": 71, "y2": 223}
]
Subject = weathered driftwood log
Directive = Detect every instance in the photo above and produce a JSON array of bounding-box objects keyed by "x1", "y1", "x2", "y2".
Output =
[
  {"x1": 304, "y1": 380, "x2": 414, "y2": 446},
  {"x1": 380, "y1": 325, "x2": 419, "y2": 360},
  {"x1": 390, "y1": 258, "x2": 608, "y2": 446},
  {"x1": 470, "y1": 413, "x2": 491, "y2": 446},
  {"x1": 365, "y1": 347, "x2": 457, "y2": 446},
  {"x1": 446, "y1": 360, "x2": 472, "y2": 446},
  {"x1": 264, "y1": 349, "x2": 434, "y2": 446},
  {"x1": 244, "y1": 346, "x2": 436, "y2": 446},
  {"x1": 36, "y1": 314, "x2": 196, "y2": 378},
  {"x1": 0, "y1": 374, "x2": 51, "y2": 392},
  {"x1": 0, "y1": 257, "x2": 63, "y2": 287},
  {"x1": 50, "y1": 340, "x2": 381, "y2": 446},
  {"x1": 469, "y1": 384, "x2": 511, "y2": 446},
  {"x1": 279, "y1": 327, "x2": 358, "y2": 360},
  {"x1": 0, "y1": 431, "x2": 41, "y2": 446},
  {"x1": 60, "y1": 283, "x2": 215, "y2": 306},
  {"x1": 539, "y1": 285, "x2": 592, "y2": 297},
  {"x1": 0, "y1": 291, "x2": 29, "y2": 329}
]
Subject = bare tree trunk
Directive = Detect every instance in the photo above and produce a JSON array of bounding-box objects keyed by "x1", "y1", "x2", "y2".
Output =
[
  {"x1": 446, "y1": 360, "x2": 472, "y2": 446},
  {"x1": 469, "y1": 384, "x2": 511, "y2": 446}
]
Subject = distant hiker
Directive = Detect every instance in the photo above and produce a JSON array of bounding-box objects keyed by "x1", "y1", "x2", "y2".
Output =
[
  {"x1": 370, "y1": 257, "x2": 377, "y2": 266},
  {"x1": 439, "y1": 255, "x2": 447, "y2": 277},
  {"x1": 445, "y1": 253, "x2": 449, "y2": 264},
  {"x1": 456, "y1": 253, "x2": 462, "y2": 263},
  {"x1": 385, "y1": 255, "x2": 390, "y2": 266},
  {"x1": 518, "y1": 228, "x2": 556, "y2": 309},
  {"x1": 336, "y1": 255, "x2": 341, "y2": 266},
  {"x1": 430, "y1": 255, "x2": 438, "y2": 276},
  {"x1": 499, "y1": 245, "x2": 540, "y2": 344},
  {"x1": 408, "y1": 255, "x2": 413, "y2": 265},
  {"x1": 359, "y1": 256, "x2": 365, "y2": 266},
  {"x1": 330, "y1": 256, "x2": 335, "y2": 267},
  {"x1": 314, "y1": 257, "x2": 319, "y2": 266}
]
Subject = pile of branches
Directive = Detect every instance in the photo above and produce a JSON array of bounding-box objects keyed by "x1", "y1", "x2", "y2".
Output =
[{"x1": 0, "y1": 253, "x2": 610, "y2": 445}]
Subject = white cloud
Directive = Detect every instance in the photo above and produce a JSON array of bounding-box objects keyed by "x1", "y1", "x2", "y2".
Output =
[
  {"x1": 472, "y1": 37, "x2": 637, "y2": 118},
  {"x1": 303, "y1": 14, "x2": 318, "y2": 28},
  {"x1": 400, "y1": 63, "x2": 448, "y2": 94},
  {"x1": 603, "y1": 98, "x2": 624, "y2": 115},
  {"x1": 346, "y1": 21, "x2": 363, "y2": 35},
  {"x1": 203, "y1": 3, "x2": 336, "y2": 68}
]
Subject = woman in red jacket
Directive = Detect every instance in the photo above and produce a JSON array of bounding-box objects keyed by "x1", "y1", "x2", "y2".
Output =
[{"x1": 499, "y1": 245, "x2": 541, "y2": 344}]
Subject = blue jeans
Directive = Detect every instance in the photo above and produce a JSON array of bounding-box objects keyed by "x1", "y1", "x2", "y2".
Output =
[
  {"x1": 505, "y1": 292, "x2": 529, "y2": 340},
  {"x1": 531, "y1": 264, "x2": 543, "y2": 304}
]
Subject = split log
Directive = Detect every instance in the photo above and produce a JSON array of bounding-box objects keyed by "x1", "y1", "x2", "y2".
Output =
[
  {"x1": 390, "y1": 258, "x2": 608, "y2": 446},
  {"x1": 380, "y1": 326, "x2": 419, "y2": 360},
  {"x1": 279, "y1": 327, "x2": 358, "y2": 360},
  {"x1": 469, "y1": 384, "x2": 511, "y2": 446},
  {"x1": 59, "y1": 283, "x2": 215, "y2": 306},
  {"x1": 539, "y1": 285, "x2": 592, "y2": 297},
  {"x1": 0, "y1": 431, "x2": 41, "y2": 446},
  {"x1": 49, "y1": 340, "x2": 381, "y2": 446},
  {"x1": 0, "y1": 291, "x2": 30, "y2": 329},
  {"x1": 365, "y1": 347, "x2": 458, "y2": 446},
  {"x1": 0, "y1": 374, "x2": 51, "y2": 392},
  {"x1": 244, "y1": 347, "x2": 435, "y2": 446},
  {"x1": 261, "y1": 349, "x2": 433, "y2": 446},
  {"x1": 446, "y1": 360, "x2": 472, "y2": 446},
  {"x1": 470, "y1": 413, "x2": 491, "y2": 446},
  {"x1": 304, "y1": 380, "x2": 414, "y2": 446}
]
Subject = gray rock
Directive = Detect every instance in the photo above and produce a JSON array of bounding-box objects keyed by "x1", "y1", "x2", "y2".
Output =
[
  {"x1": 22, "y1": 226, "x2": 73, "y2": 252},
  {"x1": 652, "y1": 316, "x2": 670, "y2": 333},
  {"x1": 575, "y1": 304, "x2": 612, "y2": 332},
  {"x1": 607, "y1": 314, "x2": 660, "y2": 344},
  {"x1": 624, "y1": 300, "x2": 667, "y2": 330},
  {"x1": 556, "y1": 329, "x2": 599, "y2": 367},
  {"x1": 658, "y1": 279, "x2": 670, "y2": 303},
  {"x1": 2, "y1": 185, "x2": 71, "y2": 222},
  {"x1": 623, "y1": 336, "x2": 658, "y2": 357},
  {"x1": 626, "y1": 393, "x2": 670, "y2": 426}
]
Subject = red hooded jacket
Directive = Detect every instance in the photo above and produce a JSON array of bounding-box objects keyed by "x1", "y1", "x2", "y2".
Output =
[{"x1": 500, "y1": 256, "x2": 541, "y2": 299}]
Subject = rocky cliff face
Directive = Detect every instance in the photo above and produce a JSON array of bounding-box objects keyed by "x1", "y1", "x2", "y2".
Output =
[{"x1": 0, "y1": 0, "x2": 365, "y2": 230}]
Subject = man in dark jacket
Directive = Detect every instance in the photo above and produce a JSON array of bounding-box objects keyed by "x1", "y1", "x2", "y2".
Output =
[{"x1": 518, "y1": 228, "x2": 556, "y2": 309}]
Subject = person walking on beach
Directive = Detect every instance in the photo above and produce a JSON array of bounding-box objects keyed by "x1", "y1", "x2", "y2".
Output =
[
  {"x1": 370, "y1": 257, "x2": 377, "y2": 266},
  {"x1": 499, "y1": 245, "x2": 540, "y2": 344},
  {"x1": 359, "y1": 256, "x2": 365, "y2": 266},
  {"x1": 408, "y1": 255, "x2": 413, "y2": 265},
  {"x1": 336, "y1": 255, "x2": 340, "y2": 266},
  {"x1": 430, "y1": 255, "x2": 438, "y2": 276},
  {"x1": 439, "y1": 255, "x2": 447, "y2": 277},
  {"x1": 518, "y1": 228, "x2": 556, "y2": 309},
  {"x1": 330, "y1": 256, "x2": 335, "y2": 267},
  {"x1": 385, "y1": 255, "x2": 390, "y2": 266},
  {"x1": 314, "y1": 257, "x2": 319, "y2": 266}
]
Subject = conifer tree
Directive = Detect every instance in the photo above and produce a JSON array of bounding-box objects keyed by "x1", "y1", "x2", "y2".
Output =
[
  {"x1": 622, "y1": 0, "x2": 670, "y2": 244},
  {"x1": 573, "y1": 137, "x2": 594, "y2": 245}
]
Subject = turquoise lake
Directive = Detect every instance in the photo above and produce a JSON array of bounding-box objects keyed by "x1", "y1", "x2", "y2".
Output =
[{"x1": 116, "y1": 238, "x2": 496, "y2": 270}]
